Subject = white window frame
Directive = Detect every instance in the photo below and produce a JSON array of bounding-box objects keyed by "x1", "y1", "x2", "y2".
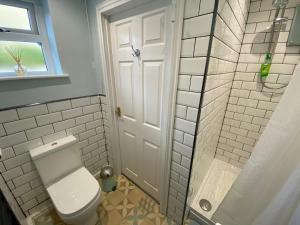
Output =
[{"x1": 0, "y1": 0, "x2": 56, "y2": 75}]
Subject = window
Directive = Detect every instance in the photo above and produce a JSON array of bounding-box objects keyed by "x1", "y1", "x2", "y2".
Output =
[
  {"x1": 0, "y1": 41, "x2": 47, "y2": 73},
  {"x1": 0, "y1": 4, "x2": 32, "y2": 31},
  {"x1": 0, "y1": 0, "x2": 55, "y2": 77}
]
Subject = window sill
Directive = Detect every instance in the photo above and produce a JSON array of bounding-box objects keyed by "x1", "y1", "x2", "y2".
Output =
[{"x1": 0, "y1": 74, "x2": 69, "y2": 81}]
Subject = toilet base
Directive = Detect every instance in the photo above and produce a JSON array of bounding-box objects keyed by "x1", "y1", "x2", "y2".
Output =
[
  {"x1": 66, "y1": 211, "x2": 99, "y2": 225},
  {"x1": 84, "y1": 212, "x2": 99, "y2": 225}
]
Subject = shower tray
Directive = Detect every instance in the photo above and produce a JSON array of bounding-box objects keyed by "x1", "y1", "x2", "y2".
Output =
[{"x1": 190, "y1": 159, "x2": 241, "y2": 220}]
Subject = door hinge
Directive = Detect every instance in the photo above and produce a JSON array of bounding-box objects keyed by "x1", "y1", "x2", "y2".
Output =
[{"x1": 115, "y1": 107, "x2": 122, "y2": 117}]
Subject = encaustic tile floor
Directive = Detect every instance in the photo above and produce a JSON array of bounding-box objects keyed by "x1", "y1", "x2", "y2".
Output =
[{"x1": 31, "y1": 175, "x2": 176, "y2": 225}]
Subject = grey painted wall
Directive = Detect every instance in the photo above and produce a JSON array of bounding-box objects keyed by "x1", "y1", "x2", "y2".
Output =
[
  {"x1": 87, "y1": 0, "x2": 106, "y2": 94},
  {"x1": 0, "y1": 0, "x2": 103, "y2": 109}
]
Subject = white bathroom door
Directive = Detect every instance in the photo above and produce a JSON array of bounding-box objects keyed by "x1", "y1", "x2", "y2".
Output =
[{"x1": 110, "y1": 8, "x2": 168, "y2": 200}]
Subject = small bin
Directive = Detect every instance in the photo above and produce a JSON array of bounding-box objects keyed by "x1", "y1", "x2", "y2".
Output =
[{"x1": 100, "y1": 165, "x2": 117, "y2": 192}]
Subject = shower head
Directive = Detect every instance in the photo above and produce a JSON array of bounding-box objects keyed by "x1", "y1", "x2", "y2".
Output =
[{"x1": 272, "y1": 0, "x2": 288, "y2": 8}]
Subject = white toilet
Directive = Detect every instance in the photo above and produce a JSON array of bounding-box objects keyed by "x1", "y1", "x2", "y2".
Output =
[{"x1": 30, "y1": 135, "x2": 101, "y2": 225}]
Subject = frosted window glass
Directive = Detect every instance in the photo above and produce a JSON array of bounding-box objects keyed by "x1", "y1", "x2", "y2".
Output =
[
  {"x1": 0, "y1": 4, "x2": 31, "y2": 30},
  {"x1": 0, "y1": 41, "x2": 47, "y2": 73}
]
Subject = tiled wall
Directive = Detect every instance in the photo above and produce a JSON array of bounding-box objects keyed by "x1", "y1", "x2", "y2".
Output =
[
  {"x1": 100, "y1": 96, "x2": 113, "y2": 165},
  {"x1": 0, "y1": 95, "x2": 110, "y2": 216},
  {"x1": 166, "y1": 0, "x2": 215, "y2": 223},
  {"x1": 0, "y1": 174, "x2": 25, "y2": 223},
  {"x1": 187, "y1": 0, "x2": 250, "y2": 210},
  {"x1": 216, "y1": 0, "x2": 300, "y2": 167}
]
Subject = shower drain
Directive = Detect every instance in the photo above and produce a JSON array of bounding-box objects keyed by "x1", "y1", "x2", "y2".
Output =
[{"x1": 199, "y1": 199, "x2": 212, "y2": 212}]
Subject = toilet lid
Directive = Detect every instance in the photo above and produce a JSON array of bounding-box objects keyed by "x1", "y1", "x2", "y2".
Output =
[{"x1": 47, "y1": 167, "x2": 100, "y2": 216}]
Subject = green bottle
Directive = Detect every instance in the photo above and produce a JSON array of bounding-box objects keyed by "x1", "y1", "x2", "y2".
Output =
[{"x1": 260, "y1": 53, "x2": 272, "y2": 77}]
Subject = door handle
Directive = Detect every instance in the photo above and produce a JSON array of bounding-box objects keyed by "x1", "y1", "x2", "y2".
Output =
[{"x1": 115, "y1": 107, "x2": 122, "y2": 117}]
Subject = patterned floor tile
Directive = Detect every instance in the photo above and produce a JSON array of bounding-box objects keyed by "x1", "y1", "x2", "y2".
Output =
[{"x1": 30, "y1": 175, "x2": 175, "y2": 225}]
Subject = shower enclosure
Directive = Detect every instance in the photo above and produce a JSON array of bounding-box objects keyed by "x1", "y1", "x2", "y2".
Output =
[{"x1": 184, "y1": 0, "x2": 296, "y2": 224}]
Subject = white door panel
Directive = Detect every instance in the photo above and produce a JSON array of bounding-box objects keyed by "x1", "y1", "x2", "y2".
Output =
[
  {"x1": 142, "y1": 140, "x2": 160, "y2": 197},
  {"x1": 116, "y1": 21, "x2": 132, "y2": 48},
  {"x1": 110, "y1": 7, "x2": 169, "y2": 201},
  {"x1": 118, "y1": 62, "x2": 135, "y2": 119},
  {"x1": 142, "y1": 12, "x2": 165, "y2": 46},
  {"x1": 122, "y1": 131, "x2": 138, "y2": 173},
  {"x1": 143, "y1": 61, "x2": 163, "y2": 129}
]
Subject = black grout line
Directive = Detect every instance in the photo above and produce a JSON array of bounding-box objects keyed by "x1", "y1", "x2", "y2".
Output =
[
  {"x1": 23, "y1": 129, "x2": 29, "y2": 143},
  {"x1": 201, "y1": 89, "x2": 232, "y2": 108},
  {"x1": 172, "y1": 126, "x2": 194, "y2": 136},
  {"x1": 226, "y1": 0, "x2": 246, "y2": 33},
  {"x1": 97, "y1": 97, "x2": 109, "y2": 165},
  {"x1": 209, "y1": 55, "x2": 237, "y2": 63},
  {"x1": 217, "y1": 13, "x2": 243, "y2": 43},
  {"x1": 198, "y1": 0, "x2": 202, "y2": 17},
  {"x1": 15, "y1": 109, "x2": 20, "y2": 121},
  {"x1": 26, "y1": 198, "x2": 50, "y2": 213},
  {"x1": 180, "y1": 56, "x2": 206, "y2": 59},
  {"x1": 202, "y1": 79, "x2": 233, "y2": 94},
  {"x1": 1, "y1": 124, "x2": 7, "y2": 137},
  {"x1": 209, "y1": 55, "x2": 239, "y2": 63},
  {"x1": 183, "y1": 12, "x2": 214, "y2": 21},
  {"x1": 182, "y1": 35, "x2": 211, "y2": 41},
  {"x1": 2, "y1": 123, "x2": 8, "y2": 137},
  {"x1": 252, "y1": 7, "x2": 296, "y2": 14},
  {"x1": 201, "y1": 98, "x2": 226, "y2": 125},
  {"x1": 236, "y1": 0, "x2": 249, "y2": 20},
  {"x1": 179, "y1": 55, "x2": 238, "y2": 65},
  {"x1": 177, "y1": 89, "x2": 202, "y2": 94},
  {"x1": 192, "y1": 37, "x2": 197, "y2": 58},
  {"x1": 213, "y1": 35, "x2": 241, "y2": 54}
]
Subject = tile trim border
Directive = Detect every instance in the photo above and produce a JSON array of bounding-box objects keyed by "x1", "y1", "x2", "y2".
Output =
[{"x1": 0, "y1": 94, "x2": 107, "y2": 112}]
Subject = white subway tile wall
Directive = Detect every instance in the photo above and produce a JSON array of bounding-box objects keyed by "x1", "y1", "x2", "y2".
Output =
[
  {"x1": 166, "y1": 0, "x2": 215, "y2": 223},
  {"x1": 0, "y1": 96, "x2": 111, "y2": 216},
  {"x1": 216, "y1": 0, "x2": 300, "y2": 167},
  {"x1": 187, "y1": 0, "x2": 250, "y2": 213}
]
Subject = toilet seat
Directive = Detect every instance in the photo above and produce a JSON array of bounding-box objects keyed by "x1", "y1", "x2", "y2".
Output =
[{"x1": 47, "y1": 167, "x2": 100, "y2": 217}]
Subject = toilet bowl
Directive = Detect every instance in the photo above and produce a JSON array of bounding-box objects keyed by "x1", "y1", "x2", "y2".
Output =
[
  {"x1": 30, "y1": 136, "x2": 101, "y2": 225},
  {"x1": 47, "y1": 167, "x2": 101, "y2": 225}
]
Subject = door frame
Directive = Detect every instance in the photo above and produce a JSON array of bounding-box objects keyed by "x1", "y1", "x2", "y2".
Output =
[{"x1": 96, "y1": 0, "x2": 185, "y2": 213}]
